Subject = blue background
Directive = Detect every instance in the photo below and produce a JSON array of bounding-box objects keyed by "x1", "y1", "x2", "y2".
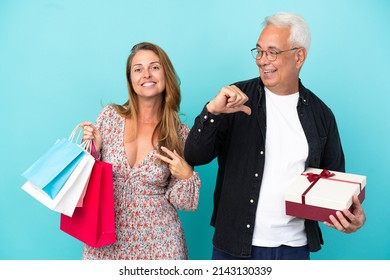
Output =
[{"x1": 1, "y1": 0, "x2": 389, "y2": 260}]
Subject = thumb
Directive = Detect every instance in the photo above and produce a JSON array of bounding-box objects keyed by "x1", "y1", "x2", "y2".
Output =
[
  {"x1": 239, "y1": 105, "x2": 252, "y2": 115},
  {"x1": 352, "y1": 194, "x2": 362, "y2": 208}
]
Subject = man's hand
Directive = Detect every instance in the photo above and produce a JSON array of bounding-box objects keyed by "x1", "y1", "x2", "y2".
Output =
[
  {"x1": 324, "y1": 195, "x2": 366, "y2": 234},
  {"x1": 206, "y1": 85, "x2": 252, "y2": 115}
]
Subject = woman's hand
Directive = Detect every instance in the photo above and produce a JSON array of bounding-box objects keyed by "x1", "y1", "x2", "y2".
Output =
[
  {"x1": 79, "y1": 121, "x2": 102, "y2": 153},
  {"x1": 156, "y1": 146, "x2": 193, "y2": 180}
]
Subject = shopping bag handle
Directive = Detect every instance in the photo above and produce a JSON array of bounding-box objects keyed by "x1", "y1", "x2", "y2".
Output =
[
  {"x1": 68, "y1": 124, "x2": 84, "y2": 145},
  {"x1": 90, "y1": 141, "x2": 99, "y2": 160},
  {"x1": 68, "y1": 124, "x2": 98, "y2": 158}
]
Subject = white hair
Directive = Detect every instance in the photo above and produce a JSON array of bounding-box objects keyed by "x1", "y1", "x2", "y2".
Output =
[{"x1": 263, "y1": 12, "x2": 311, "y2": 53}]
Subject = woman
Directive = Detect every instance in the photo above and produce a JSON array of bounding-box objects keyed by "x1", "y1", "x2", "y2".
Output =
[{"x1": 80, "y1": 42, "x2": 200, "y2": 259}]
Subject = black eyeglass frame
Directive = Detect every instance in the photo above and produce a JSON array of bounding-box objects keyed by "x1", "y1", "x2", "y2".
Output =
[{"x1": 250, "y1": 47, "x2": 300, "y2": 61}]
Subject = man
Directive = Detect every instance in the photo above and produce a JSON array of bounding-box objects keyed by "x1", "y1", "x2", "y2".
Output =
[{"x1": 184, "y1": 12, "x2": 366, "y2": 260}]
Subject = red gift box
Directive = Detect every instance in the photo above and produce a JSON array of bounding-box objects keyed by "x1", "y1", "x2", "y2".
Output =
[{"x1": 285, "y1": 168, "x2": 366, "y2": 222}]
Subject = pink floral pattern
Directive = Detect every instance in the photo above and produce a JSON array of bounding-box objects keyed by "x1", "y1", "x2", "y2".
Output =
[{"x1": 82, "y1": 106, "x2": 200, "y2": 260}]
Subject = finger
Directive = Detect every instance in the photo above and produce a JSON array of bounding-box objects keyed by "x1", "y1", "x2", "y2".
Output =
[
  {"x1": 227, "y1": 98, "x2": 244, "y2": 109},
  {"x1": 227, "y1": 90, "x2": 249, "y2": 109},
  {"x1": 229, "y1": 85, "x2": 245, "y2": 94},
  {"x1": 230, "y1": 85, "x2": 248, "y2": 98},
  {"x1": 79, "y1": 121, "x2": 92, "y2": 127},
  {"x1": 80, "y1": 123, "x2": 94, "y2": 133},
  {"x1": 160, "y1": 146, "x2": 177, "y2": 159},
  {"x1": 226, "y1": 92, "x2": 246, "y2": 107},
  {"x1": 155, "y1": 153, "x2": 173, "y2": 164},
  {"x1": 341, "y1": 208, "x2": 356, "y2": 223},
  {"x1": 82, "y1": 132, "x2": 94, "y2": 141},
  {"x1": 328, "y1": 214, "x2": 344, "y2": 231},
  {"x1": 351, "y1": 194, "x2": 362, "y2": 210},
  {"x1": 82, "y1": 126, "x2": 95, "y2": 138},
  {"x1": 335, "y1": 211, "x2": 352, "y2": 229},
  {"x1": 323, "y1": 221, "x2": 336, "y2": 229},
  {"x1": 224, "y1": 93, "x2": 238, "y2": 107},
  {"x1": 225, "y1": 105, "x2": 252, "y2": 115},
  {"x1": 84, "y1": 126, "x2": 94, "y2": 135},
  {"x1": 338, "y1": 195, "x2": 362, "y2": 227},
  {"x1": 173, "y1": 149, "x2": 185, "y2": 159},
  {"x1": 238, "y1": 105, "x2": 252, "y2": 115}
]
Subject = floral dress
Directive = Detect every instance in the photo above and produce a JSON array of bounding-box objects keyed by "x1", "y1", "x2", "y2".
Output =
[{"x1": 82, "y1": 105, "x2": 200, "y2": 260}]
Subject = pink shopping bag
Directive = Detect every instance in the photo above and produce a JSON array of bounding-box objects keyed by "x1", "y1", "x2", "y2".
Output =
[{"x1": 60, "y1": 159, "x2": 116, "y2": 248}]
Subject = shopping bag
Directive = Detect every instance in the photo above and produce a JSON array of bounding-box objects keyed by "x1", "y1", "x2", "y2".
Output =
[
  {"x1": 60, "y1": 159, "x2": 116, "y2": 248},
  {"x1": 21, "y1": 150, "x2": 95, "y2": 217},
  {"x1": 22, "y1": 126, "x2": 87, "y2": 199}
]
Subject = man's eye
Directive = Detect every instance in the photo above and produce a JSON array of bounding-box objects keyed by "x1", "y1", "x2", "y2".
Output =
[{"x1": 269, "y1": 50, "x2": 278, "y2": 55}]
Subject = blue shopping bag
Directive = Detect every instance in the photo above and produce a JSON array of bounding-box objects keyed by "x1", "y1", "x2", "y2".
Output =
[
  {"x1": 21, "y1": 147, "x2": 95, "y2": 217},
  {"x1": 22, "y1": 127, "x2": 86, "y2": 199}
]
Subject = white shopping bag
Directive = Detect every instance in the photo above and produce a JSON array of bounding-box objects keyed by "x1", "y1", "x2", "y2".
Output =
[{"x1": 22, "y1": 151, "x2": 95, "y2": 217}]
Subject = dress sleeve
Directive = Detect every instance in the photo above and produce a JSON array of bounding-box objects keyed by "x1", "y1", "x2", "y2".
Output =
[
  {"x1": 93, "y1": 105, "x2": 116, "y2": 160},
  {"x1": 165, "y1": 171, "x2": 201, "y2": 211},
  {"x1": 94, "y1": 105, "x2": 110, "y2": 132},
  {"x1": 165, "y1": 124, "x2": 201, "y2": 211}
]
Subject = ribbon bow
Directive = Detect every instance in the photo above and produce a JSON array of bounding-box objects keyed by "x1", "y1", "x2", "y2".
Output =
[
  {"x1": 301, "y1": 169, "x2": 335, "y2": 204},
  {"x1": 306, "y1": 169, "x2": 335, "y2": 183}
]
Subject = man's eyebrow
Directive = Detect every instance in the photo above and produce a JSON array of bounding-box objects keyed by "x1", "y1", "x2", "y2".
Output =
[{"x1": 256, "y1": 44, "x2": 278, "y2": 50}]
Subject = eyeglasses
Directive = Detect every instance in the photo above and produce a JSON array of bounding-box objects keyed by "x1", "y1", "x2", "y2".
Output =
[{"x1": 250, "y1": 47, "x2": 299, "y2": 61}]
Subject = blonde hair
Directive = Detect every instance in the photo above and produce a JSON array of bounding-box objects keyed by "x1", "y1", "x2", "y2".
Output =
[{"x1": 111, "y1": 42, "x2": 184, "y2": 156}]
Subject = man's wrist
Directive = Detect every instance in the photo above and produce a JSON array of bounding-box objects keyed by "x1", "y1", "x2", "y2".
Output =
[{"x1": 206, "y1": 102, "x2": 220, "y2": 115}]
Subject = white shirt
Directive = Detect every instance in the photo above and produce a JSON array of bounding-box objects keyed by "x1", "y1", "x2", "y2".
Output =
[{"x1": 252, "y1": 87, "x2": 308, "y2": 247}]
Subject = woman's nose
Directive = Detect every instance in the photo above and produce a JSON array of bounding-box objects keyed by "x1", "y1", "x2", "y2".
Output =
[{"x1": 143, "y1": 68, "x2": 151, "y2": 78}]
